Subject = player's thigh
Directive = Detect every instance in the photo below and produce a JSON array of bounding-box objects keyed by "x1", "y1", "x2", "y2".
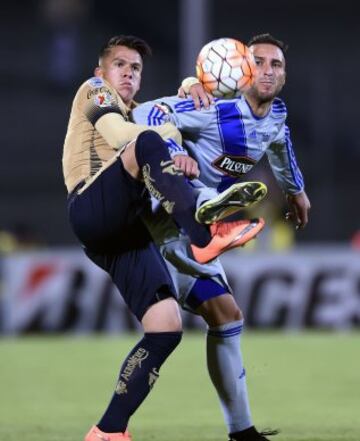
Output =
[
  {"x1": 68, "y1": 154, "x2": 147, "y2": 251},
  {"x1": 196, "y1": 293, "x2": 243, "y2": 326},
  {"x1": 86, "y1": 239, "x2": 178, "y2": 322},
  {"x1": 142, "y1": 297, "x2": 182, "y2": 332}
]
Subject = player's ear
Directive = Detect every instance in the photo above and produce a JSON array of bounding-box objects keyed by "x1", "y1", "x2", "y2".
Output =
[{"x1": 94, "y1": 66, "x2": 103, "y2": 77}]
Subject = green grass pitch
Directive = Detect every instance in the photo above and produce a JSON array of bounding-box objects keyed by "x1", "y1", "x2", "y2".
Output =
[{"x1": 1, "y1": 332, "x2": 359, "y2": 441}]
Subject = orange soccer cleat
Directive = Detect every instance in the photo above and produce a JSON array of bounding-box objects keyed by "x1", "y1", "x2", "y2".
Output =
[
  {"x1": 84, "y1": 425, "x2": 132, "y2": 441},
  {"x1": 191, "y1": 218, "x2": 265, "y2": 264}
]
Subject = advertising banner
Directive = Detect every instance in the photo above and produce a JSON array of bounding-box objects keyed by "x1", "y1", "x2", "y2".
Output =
[{"x1": 1, "y1": 248, "x2": 359, "y2": 333}]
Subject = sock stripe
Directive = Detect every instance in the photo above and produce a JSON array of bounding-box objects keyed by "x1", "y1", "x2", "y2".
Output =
[{"x1": 208, "y1": 324, "x2": 243, "y2": 338}]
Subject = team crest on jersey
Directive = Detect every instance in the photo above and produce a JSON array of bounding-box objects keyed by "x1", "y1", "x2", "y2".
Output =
[
  {"x1": 93, "y1": 90, "x2": 113, "y2": 108},
  {"x1": 155, "y1": 103, "x2": 170, "y2": 115},
  {"x1": 87, "y1": 76, "x2": 104, "y2": 88},
  {"x1": 212, "y1": 154, "x2": 255, "y2": 177}
]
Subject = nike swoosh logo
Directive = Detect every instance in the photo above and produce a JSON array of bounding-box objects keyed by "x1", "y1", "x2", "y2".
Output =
[
  {"x1": 160, "y1": 160, "x2": 173, "y2": 166},
  {"x1": 242, "y1": 187, "x2": 252, "y2": 196},
  {"x1": 229, "y1": 222, "x2": 258, "y2": 246}
]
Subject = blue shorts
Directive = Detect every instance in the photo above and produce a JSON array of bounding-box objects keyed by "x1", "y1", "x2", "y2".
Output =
[{"x1": 67, "y1": 157, "x2": 176, "y2": 321}]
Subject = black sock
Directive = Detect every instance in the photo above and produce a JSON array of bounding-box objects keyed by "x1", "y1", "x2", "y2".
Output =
[
  {"x1": 135, "y1": 130, "x2": 210, "y2": 247},
  {"x1": 97, "y1": 331, "x2": 182, "y2": 433}
]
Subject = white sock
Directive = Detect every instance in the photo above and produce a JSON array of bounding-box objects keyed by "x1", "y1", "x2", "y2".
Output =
[{"x1": 207, "y1": 320, "x2": 252, "y2": 433}]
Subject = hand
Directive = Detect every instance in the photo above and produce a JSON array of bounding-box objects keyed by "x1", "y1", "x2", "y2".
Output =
[
  {"x1": 177, "y1": 83, "x2": 213, "y2": 110},
  {"x1": 285, "y1": 191, "x2": 311, "y2": 230},
  {"x1": 177, "y1": 86, "x2": 187, "y2": 98},
  {"x1": 173, "y1": 155, "x2": 200, "y2": 179}
]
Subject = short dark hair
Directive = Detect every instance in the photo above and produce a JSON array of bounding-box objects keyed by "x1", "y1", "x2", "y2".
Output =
[
  {"x1": 99, "y1": 35, "x2": 152, "y2": 63},
  {"x1": 247, "y1": 33, "x2": 288, "y2": 56}
]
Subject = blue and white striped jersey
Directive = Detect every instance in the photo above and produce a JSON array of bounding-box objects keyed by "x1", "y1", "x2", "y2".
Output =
[{"x1": 132, "y1": 95, "x2": 304, "y2": 194}]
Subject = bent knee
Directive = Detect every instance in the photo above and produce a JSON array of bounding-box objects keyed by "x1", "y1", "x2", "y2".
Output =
[
  {"x1": 136, "y1": 130, "x2": 162, "y2": 144},
  {"x1": 231, "y1": 305, "x2": 243, "y2": 321},
  {"x1": 142, "y1": 297, "x2": 183, "y2": 332},
  {"x1": 197, "y1": 293, "x2": 243, "y2": 326}
]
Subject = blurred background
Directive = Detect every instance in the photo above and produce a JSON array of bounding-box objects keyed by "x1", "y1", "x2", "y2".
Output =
[
  {"x1": 0, "y1": 0, "x2": 359, "y2": 334},
  {"x1": 1, "y1": 4, "x2": 360, "y2": 441}
]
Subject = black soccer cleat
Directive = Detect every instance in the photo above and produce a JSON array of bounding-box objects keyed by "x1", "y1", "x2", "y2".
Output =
[
  {"x1": 195, "y1": 181, "x2": 267, "y2": 224},
  {"x1": 229, "y1": 426, "x2": 279, "y2": 441}
]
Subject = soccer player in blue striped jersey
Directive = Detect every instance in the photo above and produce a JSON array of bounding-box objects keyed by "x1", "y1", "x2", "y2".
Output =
[{"x1": 132, "y1": 34, "x2": 311, "y2": 441}]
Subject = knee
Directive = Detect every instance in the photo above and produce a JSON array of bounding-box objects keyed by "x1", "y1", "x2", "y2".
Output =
[
  {"x1": 212, "y1": 303, "x2": 243, "y2": 324},
  {"x1": 137, "y1": 130, "x2": 162, "y2": 144},
  {"x1": 161, "y1": 314, "x2": 183, "y2": 333},
  {"x1": 135, "y1": 130, "x2": 165, "y2": 161},
  {"x1": 197, "y1": 294, "x2": 244, "y2": 326},
  {"x1": 142, "y1": 297, "x2": 183, "y2": 333},
  {"x1": 232, "y1": 306, "x2": 243, "y2": 321}
]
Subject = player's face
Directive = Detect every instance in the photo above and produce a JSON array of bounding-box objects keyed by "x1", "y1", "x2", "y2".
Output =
[
  {"x1": 248, "y1": 43, "x2": 286, "y2": 102},
  {"x1": 96, "y1": 45, "x2": 143, "y2": 105}
]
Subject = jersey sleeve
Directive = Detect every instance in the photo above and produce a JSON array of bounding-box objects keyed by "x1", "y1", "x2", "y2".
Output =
[
  {"x1": 266, "y1": 123, "x2": 305, "y2": 194},
  {"x1": 164, "y1": 138, "x2": 189, "y2": 158},
  {"x1": 76, "y1": 78, "x2": 182, "y2": 150},
  {"x1": 132, "y1": 96, "x2": 213, "y2": 134}
]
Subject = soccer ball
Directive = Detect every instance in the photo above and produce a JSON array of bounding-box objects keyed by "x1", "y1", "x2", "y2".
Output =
[{"x1": 196, "y1": 38, "x2": 256, "y2": 98}]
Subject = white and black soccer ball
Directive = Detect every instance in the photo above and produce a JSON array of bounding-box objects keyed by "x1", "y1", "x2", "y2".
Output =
[{"x1": 196, "y1": 38, "x2": 256, "y2": 98}]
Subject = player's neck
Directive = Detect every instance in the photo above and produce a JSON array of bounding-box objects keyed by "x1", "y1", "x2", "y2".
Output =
[{"x1": 244, "y1": 94, "x2": 272, "y2": 118}]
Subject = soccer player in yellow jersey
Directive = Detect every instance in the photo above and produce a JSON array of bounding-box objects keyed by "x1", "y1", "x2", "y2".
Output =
[{"x1": 63, "y1": 35, "x2": 264, "y2": 441}]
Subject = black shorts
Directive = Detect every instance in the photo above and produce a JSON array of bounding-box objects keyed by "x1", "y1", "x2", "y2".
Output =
[{"x1": 67, "y1": 157, "x2": 176, "y2": 321}]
